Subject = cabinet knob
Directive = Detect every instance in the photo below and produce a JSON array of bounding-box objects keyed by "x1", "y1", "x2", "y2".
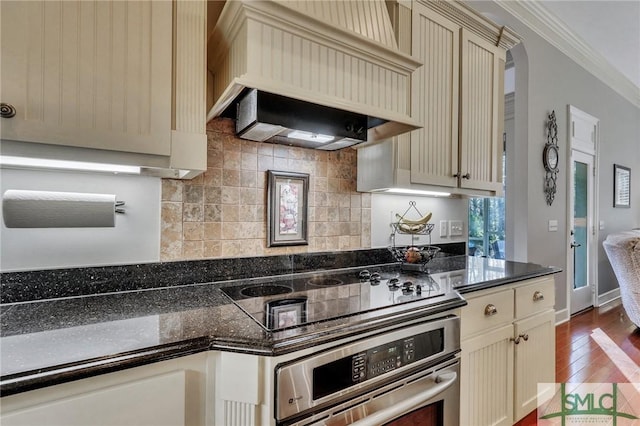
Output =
[
  {"x1": 510, "y1": 333, "x2": 529, "y2": 344},
  {"x1": 453, "y1": 173, "x2": 471, "y2": 179},
  {"x1": 0, "y1": 103, "x2": 16, "y2": 118},
  {"x1": 533, "y1": 291, "x2": 544, "y2": 302},
  {"x1": 484, "y1": 304, "x2": 498, "y2": 316}
]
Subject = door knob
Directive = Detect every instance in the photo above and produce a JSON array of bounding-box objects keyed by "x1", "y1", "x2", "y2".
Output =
[{"x1": 570, "y1": 242, "x2": 582, "y2": 248}]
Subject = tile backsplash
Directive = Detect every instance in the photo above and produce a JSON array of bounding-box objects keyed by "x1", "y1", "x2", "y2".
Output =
[{"x1": 160, "y1": 118, "x2": 371, "y2": 261}]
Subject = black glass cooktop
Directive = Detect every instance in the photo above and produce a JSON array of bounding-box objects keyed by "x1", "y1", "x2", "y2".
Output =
[{"x1": 219, "y1": 265, "x2": 463, "y2": 332}]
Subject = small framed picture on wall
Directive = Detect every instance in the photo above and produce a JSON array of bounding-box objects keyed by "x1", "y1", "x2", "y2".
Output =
[
  {"x1": 266, "y1": 170, "x2": 309, "y2": 247},
  {"x1": 613, "y1": 164, "x2": 631, "y2": 208}
]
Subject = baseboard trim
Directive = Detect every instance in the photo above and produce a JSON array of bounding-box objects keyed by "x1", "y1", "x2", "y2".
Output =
[
  {"x1": 597, "y1": 288, "x2": 621, "y2": 307},
  {"x1": 555, "y1": 308, "x2": 570, "y2": 325}
]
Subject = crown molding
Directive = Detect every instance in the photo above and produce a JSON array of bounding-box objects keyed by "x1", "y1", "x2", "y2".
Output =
[
  {"x1": 493, "y1": 0, "x2": 640, "y2": 108},
  {"x1": 419, "y1": 0, "x2": 521, "y2": 50}
]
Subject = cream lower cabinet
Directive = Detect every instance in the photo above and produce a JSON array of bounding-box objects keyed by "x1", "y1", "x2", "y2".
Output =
[
  {"x1": 513, "y1": 309, "x2": 556, "y2": 421},
  {"x1": 0, "y1": 353, "x2": 210, "y2": 426},
  {"x1": 460, "y1": 276, "x2": 556, "y2": 425},
  {"x1": 0, "y1": 0, "x2": 206, "y2": 178}
]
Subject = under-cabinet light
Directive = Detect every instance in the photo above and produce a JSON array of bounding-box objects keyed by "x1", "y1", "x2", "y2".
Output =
[
  {"x1": 383, "y1": 188, "x2": 452, "y2": 197},
  {"x1": 0, "y1": 156, "x2": 141, "y2": 175},
  {"x1": 287, "y1": 130, "x2": 335, "y2": 144}
]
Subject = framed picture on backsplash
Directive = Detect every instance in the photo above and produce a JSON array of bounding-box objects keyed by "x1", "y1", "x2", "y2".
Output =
[
  {"x1": 267, "y1": 170, "x2": 309, "y2": 247},
  {"x1": 613, "y1": 164, "x2": 631, "y2": 208}
]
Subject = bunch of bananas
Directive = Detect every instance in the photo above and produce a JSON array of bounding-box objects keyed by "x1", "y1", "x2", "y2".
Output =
[{"x1": 395, "y1": 212, "x2": 432, "y2": 233}]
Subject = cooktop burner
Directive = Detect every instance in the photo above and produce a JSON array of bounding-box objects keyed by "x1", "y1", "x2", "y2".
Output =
[
  {"x1": 306, "y1": 277, "x2": 344, "y2": 286},
  {"x1": 240, "y1": 284, "x2": 293, "y2": 298},
  {"x1": 220, "y1": 265, "x2": 463, "y2": 332}
]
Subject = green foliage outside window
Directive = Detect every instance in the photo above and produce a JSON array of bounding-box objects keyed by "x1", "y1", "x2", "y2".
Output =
[{"x1": 469, "y1": 197, "x2": 505, "y2": 258}]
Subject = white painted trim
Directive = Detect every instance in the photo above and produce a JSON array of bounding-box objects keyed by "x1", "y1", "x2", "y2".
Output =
[
  {"x1": 566, "y1": 105, "x2": 600, "y2": 316},
  {"x1": 492, "y1": 1, "x2": 640, "y2": 108},
  {"x1": 597, "y1": 288, "x2": 621, "y2": 308},
  {"x1": 555, "y1": 308, "x2": 570, "y2": 325}
]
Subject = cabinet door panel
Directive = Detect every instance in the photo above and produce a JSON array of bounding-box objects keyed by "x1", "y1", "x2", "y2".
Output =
[
  {"x1": 0, "y1": 0, "x2": 172, "y2": 156},
  {"x1": 459, "y1": 29, "x2": 504, "y2": 193},
  {"x1": 513, "y1": 309, "x2": 556, "y2": 422},
  {"x1": 2, "y1": 371, "x2": 186, "y2": 426},
  {"x1": 410, "y1": 4, "x2": 459, "y2": 187},
  {"x1": 461, "y1": 324, "x2": 514, "y2": 426}
]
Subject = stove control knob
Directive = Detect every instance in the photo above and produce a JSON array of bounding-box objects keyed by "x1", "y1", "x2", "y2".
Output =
[
  {"x1": 387, "y1": 278, "x2": 400, "y2": 287},
  {"x1": 370, "y1": 272, "x2": 381, "y2": 282},
  {"x1": 358, "y1": 270, "x2": 371, "y2": 280},
  {"x1": 401, "y1": 281, "x2": 413, "y2": 294}
]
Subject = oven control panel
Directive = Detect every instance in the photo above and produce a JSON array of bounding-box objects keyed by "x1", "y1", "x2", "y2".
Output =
[{"x1": 350, "y1": 331, "x2": 439, "y2": 383}]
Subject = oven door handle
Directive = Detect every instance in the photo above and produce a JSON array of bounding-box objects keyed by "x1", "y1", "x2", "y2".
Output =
[{"x1": 347, "y1": 371, "x2": 457, "y2": 426}]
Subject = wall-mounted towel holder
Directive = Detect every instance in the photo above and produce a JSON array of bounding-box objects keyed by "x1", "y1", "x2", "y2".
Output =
[{"x1": 2, "y1": 190, "x2": 126, "y2": 228}]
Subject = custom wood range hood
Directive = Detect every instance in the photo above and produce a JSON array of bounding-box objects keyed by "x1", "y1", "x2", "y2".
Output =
[{"x1": 207, "y1": 0, "x2": 422, "y2": 150}]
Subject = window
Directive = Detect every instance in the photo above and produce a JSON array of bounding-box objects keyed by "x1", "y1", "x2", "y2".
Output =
[
  {"x1": 468, "y1": 136, "x2": 506, "y2": 259},
  {"x1": 468, "y1": 197, "x2": 505, "y2": 259}
]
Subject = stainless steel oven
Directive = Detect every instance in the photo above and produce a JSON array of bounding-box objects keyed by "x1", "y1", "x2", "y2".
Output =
[{"x1": 275, "y1": 315, "x2": 460, "y2": 426}]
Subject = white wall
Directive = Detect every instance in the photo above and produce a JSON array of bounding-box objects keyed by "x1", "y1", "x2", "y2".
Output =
[
  {"x1": 371, "y1": 193, "x2": 468, "y2": 249},
  {"x1": 0, "y1": 168, "x2": 161, "y2": 272},
  {"x1": 467, "y1": 1, "x2": 640, "y2": 317}
]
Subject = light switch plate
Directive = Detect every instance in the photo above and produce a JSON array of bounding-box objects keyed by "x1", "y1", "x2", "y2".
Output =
[
  {"x1": 548, "y1": 220, "x2": 558, "y2": 232},
  {"x1": 449, "y1": 220, "x2": 463, "y2": 236},
  {"x1": 439, "y1": 221, "x2": 448, "y2": 237}
]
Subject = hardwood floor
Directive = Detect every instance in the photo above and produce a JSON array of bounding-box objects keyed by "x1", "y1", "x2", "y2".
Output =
[{"x1": 514, "y1": 300, "x2": 640, "y2": 426}]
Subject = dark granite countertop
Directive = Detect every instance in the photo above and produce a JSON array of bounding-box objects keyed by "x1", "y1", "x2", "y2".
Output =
[
  {"x1": 0, "y1": 250, "x2": 559, "y2": 396},
  {"x1": 425, "y1": 255, "x2": 561, "y2": 293}
]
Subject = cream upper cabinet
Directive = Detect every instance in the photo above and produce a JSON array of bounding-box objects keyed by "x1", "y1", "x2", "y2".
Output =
[
  {"x1": 409, "y1": 5, "x2": 460, "y2": 188},
  {"x1": 356, "y1": 0, "x2": 518, "y2": 197},
  {"x1": 0, "y1": 0, "x2": 206, "y2": 178},
  {"x1": 459, "y1": 29, "x2": 505, "y2": 193},
  {"x1": 1, "y1": 1, "x2": 172, "y2": 155}
]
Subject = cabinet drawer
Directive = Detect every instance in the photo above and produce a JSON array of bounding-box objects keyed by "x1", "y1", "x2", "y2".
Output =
[
  {"x1": 462, "y1": 288, "x2": 514, "y2": 338},
  {"x1": 515, "y1": 277, "x2": 555, "y2": 318}
]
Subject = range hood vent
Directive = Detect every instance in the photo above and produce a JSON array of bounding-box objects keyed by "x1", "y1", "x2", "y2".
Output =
[
  {"x1": 234, "y1": 89, "x2": 389, "y2": 150},
  {"x1": 208, "y1": 0, "x2": 422, "y2": 149}
]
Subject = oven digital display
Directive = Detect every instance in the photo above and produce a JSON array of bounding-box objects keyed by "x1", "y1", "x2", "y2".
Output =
[
  {"x1": 371, "y1": 346, "x2": 397, "y2": 362},
  {"x1": 312, "y1": 328, "x2": 444, "y2": 400}
]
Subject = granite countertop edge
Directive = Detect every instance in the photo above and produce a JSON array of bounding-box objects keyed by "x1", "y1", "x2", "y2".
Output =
[{"x1": 454, "y1": 266, "x2": 562, "y2": 294}]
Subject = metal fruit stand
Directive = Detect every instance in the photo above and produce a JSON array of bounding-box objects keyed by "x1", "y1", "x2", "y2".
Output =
[{"x1": 389, "y1": 201, "x2": 440, "y2": 272}]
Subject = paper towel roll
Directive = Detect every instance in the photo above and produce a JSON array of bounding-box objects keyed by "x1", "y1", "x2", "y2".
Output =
[{"x1": 2, "y1": 190, "x2": 117, "y2": 228}]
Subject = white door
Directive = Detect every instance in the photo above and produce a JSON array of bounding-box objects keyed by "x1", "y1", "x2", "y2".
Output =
[
  {"x1": 567, "y1": 106, "x2": 599, "y2": 315},
  {"x1": 570, "y1": 150, "x2": 594, "y2": 314}
]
